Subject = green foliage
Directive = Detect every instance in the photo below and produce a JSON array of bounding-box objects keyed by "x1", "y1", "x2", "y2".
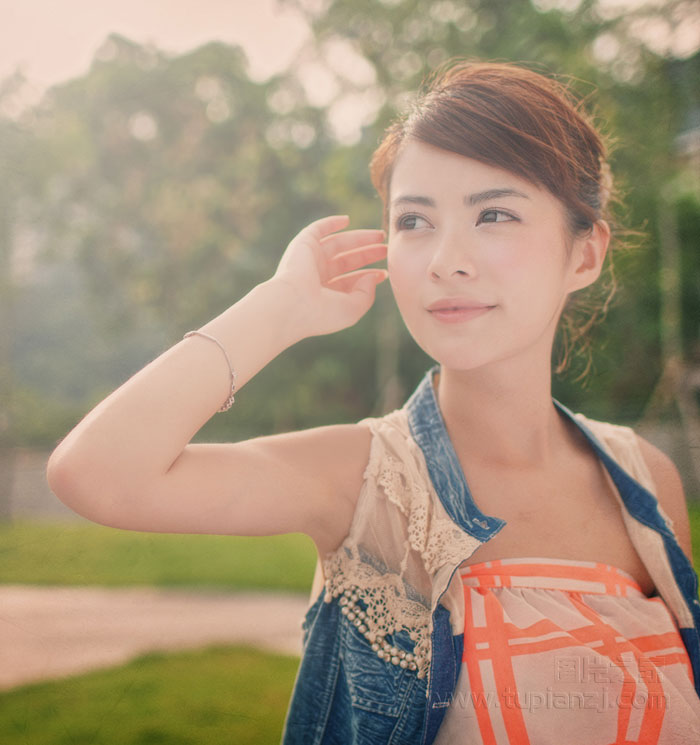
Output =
[
  {"x1": 9, "y1": 388, "x2": 82, "y2": 449},
  {"x1": 0, "y1": 645, "x2": 298, "y2": 745},
  {"x1": 5, "y1": 2, "x2": 700, "y2": 446},
  {"x1": 0, "y1": 521, "x2": 317, "y2": 591},
  {"x1": 35, "y1": 37, "x2": 304, "y2": 337},
  {"x1": 679, "y1": 195, "x2": 700, "y2": 358},
  {"x1": 690, "y1": 502, "x2": 700, "y2": 569},
  {"x1": 11, "y1": 34, "x2": 391, "y2": 446}
]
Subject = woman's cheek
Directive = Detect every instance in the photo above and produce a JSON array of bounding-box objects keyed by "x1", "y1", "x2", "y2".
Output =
[
  {"x1": 386, "y1": 244, "x2": 401, "y2": 278},
  {"x1": 387, "y1": 262, "x2": 417, "y2": 313},
  {"x1": 387, "y1": 250, "x2": 404, "y2": 293}
]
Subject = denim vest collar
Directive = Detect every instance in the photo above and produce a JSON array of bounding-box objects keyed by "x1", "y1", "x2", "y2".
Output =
[
  {"x1": 405, "y1": 364, "x2": 668, "y2": 540},
  {"x1": 405, "y1": 365, "x2": 505, "y2": 541}
]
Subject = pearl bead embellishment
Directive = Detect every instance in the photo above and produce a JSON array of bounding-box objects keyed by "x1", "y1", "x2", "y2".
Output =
[{"x1": 330, "y1": 583, "x2": 425, "y2": 677}]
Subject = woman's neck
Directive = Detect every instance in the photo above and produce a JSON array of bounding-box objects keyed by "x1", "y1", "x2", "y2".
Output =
[{"x1": 435, "y1": 357, "x2": 569, "y2": 469}]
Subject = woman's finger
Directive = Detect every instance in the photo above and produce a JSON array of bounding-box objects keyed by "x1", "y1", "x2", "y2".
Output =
[
  {"x1": 299, "y1": 215, "x2": 351, "y2": 244},
  {"x1": 276, "y1": 215, "x2": 350, "y2": 278},
  {"x1": 319, "y1": 228, "x2": 386, "y2": 257},
  {"x1": 327, "y1": 243, "x2": 387, "y2": 278},
  {"x1": 325, "y1": 268, "x2": 388, "y2": 294}
]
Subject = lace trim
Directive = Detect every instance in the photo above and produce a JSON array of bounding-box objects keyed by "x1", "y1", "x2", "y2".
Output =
[
  {"x1": 323, "y1": 553, "x2": 432, "y2": 678},
  {"x1": 377, "y1": 450, "x2": 482, "y2": 574},
  {"x1": 321, "y1": 414, "x2": 482, "y2": 681}
]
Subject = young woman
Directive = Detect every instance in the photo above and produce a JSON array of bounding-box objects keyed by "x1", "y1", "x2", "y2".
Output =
[{"x1": 48, "y1": 61, "x2": 700, "y2": 744}]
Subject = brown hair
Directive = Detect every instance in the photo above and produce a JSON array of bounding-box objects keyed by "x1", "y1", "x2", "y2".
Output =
[{"x1": 370, "y1": 60, "x2": 617, "y2": 377}]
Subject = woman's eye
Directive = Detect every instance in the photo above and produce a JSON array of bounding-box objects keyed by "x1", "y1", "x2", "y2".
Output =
[
  {"x1": 477, "y1": 209, "x2": 516, "y2": 225},
  {"x1": 396, "y1": 213, "x2": 430, "y2": 231}
]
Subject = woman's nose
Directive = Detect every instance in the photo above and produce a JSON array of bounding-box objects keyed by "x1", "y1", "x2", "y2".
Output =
[{"x1": 427, "y1": 231, "x2": 477, "y2": 280}]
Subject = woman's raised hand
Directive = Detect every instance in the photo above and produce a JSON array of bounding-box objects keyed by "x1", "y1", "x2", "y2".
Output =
[{"x1": 271, "y1": 215, "x2": 388, "y2": 338}]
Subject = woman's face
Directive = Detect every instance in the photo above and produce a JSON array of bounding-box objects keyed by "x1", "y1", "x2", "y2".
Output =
[{"x1": 387, "y1": 139, "x2": 602, "y2": 373}]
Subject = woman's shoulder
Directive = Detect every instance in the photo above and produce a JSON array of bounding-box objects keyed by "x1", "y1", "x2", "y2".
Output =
[
  {"x1": 570, "y1": 412, "x2": 651, "y2": 483},
  {"x1": 314, "y1": 408, "x2": 413, "y2": 502},
  {"x1": 309, "y1": 407, "x2": 418, "y2": 556},
  {"x1": 632, "y1": 433, "x2": 692, "y2": 560},
  {"x1": 320, "y1": 405, "x2": 432, "y2": 514},
  {"x1": 572, "y1": 411, "x2": 692, "y2": 560},
  {"x1": 571, "y1": 410, "x2": 681, "y2": 488}
]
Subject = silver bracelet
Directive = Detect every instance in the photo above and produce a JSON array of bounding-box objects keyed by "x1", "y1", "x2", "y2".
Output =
[{"x1": 183, "y1": 330, "x2": 237, "y2": 412}]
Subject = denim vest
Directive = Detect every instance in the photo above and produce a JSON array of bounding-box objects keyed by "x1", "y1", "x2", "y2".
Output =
[{"x1": 281, "y1": 366, "x2": 700, "y2": 745}]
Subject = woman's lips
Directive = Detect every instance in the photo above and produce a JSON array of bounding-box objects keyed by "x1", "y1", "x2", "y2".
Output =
[
  {"x1": 427, "y1": 305, "x2": 494, "y2": 323},
  {"x1": 427, "y1": 303, "x2": 495, "y2": 323}
]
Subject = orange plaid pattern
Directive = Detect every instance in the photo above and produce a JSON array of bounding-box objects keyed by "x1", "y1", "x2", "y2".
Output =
[{"x1": 434, "y1": 558, "x2": 700, "y2": 745}]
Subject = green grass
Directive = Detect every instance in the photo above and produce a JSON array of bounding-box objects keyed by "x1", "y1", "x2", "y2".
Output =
[
  {"x1": 0, "y1": 521, "x2": 317, "y2": 592},
  {"x1": 0, "y1": 645, "x2": 299, "y2": 745}
]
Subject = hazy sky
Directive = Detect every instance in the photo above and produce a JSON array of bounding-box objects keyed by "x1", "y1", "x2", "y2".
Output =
[
  {"x1": 1, "y1": 0, "x2": 310, "y2": 93},
  {"x1": 2, "y1": 0, "x2": 696, "y2": 139},
  {"x1": 4, "y1": 0, "x2": 698, "y2": 96}
]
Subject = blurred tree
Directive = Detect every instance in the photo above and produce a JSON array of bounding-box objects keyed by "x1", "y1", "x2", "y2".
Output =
[
  {"x1": 35, "y1": 36, "x2": 281, "y2": 339},
  {"x1": 0, "y1": 72, "x2": 48, "y2": 520},
  {"x1": 637, "y1": 51, "x2": 700, "y2": 491},
  {"x1": 9, "y1": 1, "x2": 699, "y2": 461},
  {"x1": 0, "y1": 87, "x2": 20, "y2": 520},
  {"x1": 18, "y1": 35, "x2": 389, "y2": 447}
]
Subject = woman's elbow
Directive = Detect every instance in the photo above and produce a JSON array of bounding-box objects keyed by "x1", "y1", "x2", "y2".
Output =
[{"x1": 47, "y1": 445, "x2": 116, "y2": 524}]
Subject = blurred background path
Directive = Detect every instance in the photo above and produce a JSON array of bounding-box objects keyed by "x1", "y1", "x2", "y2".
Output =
[{"x1": 0, "y1": 584, "x2": 307, "y2": 691}]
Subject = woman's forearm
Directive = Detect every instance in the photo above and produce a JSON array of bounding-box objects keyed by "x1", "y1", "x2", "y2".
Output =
[{"x1": 47, "y1": 278, "x2": 306, "y2": 506}]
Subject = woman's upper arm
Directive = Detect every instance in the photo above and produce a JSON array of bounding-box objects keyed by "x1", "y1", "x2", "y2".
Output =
[
  {"x1": 636, "y1": 434, "x2": 694, "y2": 562},
  {"x1": 53, "y1": 422, "x2": 373, "y2": 552}
]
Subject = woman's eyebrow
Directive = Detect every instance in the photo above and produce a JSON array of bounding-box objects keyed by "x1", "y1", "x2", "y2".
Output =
[
  {"x1": 390, "y1": 188, "x2": 530, "y2": 211},
  {"x1": 390, "y1": 195, "x2": 435, "y2": 209},
  {"x1": 466, "y1": 188, "x2": 530, "y2": 205}
]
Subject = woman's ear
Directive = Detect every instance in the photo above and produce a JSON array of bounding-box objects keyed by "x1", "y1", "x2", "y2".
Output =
[{"x1": 567, "y1": 220, "x2": 610, "y2": 292}]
